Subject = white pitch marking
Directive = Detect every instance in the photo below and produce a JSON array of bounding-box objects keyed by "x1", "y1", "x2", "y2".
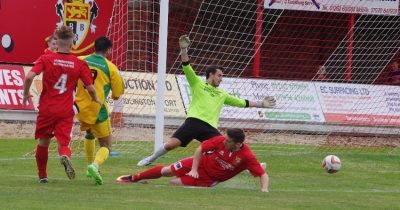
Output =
[
  {"x1": 14, "y1": 175, "x2": 66, "y2": 181},
  {"x1": 274, "y1": 189, "x2": 400, "y2": 193}
]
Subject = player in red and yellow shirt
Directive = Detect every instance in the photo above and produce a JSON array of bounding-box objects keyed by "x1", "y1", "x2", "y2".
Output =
[
  {"x1": 23, "y1": 26, "x2": 101, "y2": 183},
  {"x1": 117, "y1": 128, "x2": 269, "y2": 192}
]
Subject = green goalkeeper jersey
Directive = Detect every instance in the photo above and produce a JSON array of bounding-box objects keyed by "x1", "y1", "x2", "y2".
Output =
[{"x1": 182, "y1": 63, "x2": 247, "y2": 128}]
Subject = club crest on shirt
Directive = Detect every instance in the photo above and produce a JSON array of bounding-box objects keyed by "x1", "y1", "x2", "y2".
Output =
[
  {"x1": 55, "y1": 0, "x2": 99, "y2": 52},
  {"x1": 235, "y1": 156, "x2": 241, "y2": 164}
]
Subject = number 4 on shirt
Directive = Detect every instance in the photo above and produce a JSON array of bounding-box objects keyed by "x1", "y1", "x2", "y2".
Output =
[{"x1": 54, "y1": 74, "x2": 68, "y2": 94}]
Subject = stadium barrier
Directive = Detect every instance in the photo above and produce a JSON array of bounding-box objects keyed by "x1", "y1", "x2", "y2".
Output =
[{"x1": 1, "y1": 64, "x2": 400, "y2": 136}]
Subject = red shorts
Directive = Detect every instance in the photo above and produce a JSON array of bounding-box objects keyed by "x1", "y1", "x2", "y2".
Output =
[
  {"x1": 170, "y1": 158, "x2": 218, "y2": 187},
  {"x1": 35, "y1": 113, "x2": 73, "y2": 146}
]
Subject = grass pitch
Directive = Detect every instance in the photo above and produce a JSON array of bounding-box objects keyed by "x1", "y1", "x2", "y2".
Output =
[{"x1": 0, "y1": 139, "x2": 399, "y2": 210}]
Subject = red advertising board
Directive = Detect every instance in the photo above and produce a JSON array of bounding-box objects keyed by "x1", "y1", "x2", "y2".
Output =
[
  {"x1": 0, "y1": 65, "x2": 34, "y2": 110},
  {"x1": 0, "y1": 0, "x2": 115, "y2": 64}
]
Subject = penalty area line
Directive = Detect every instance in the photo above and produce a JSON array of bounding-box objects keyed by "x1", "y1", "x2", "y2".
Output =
[
  {"x1": 13, "y1": 174, "x2": 67, "y2": 181},
  {"x1": 0, "y1": 156, "x2": 91, "y2": 161},
  {"x1": 274, "y1": 189, "x2": 400, "y2": 193}
]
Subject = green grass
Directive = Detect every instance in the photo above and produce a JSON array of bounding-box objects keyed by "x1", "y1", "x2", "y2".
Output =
[{"x1": 0, "y1": 139, "x2": 399, "y2": 210}]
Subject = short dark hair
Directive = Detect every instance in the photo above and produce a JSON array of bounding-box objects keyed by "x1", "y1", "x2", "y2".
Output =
[
  {"x1": 205, "y1": 65, "x2": 223, "y2": 79},
  {"x1": 226, "y1": 128, "x2": 245, "y2": 143},
  {"x1": 94, "y1": 36, "x2": 112, "y2": 53}
]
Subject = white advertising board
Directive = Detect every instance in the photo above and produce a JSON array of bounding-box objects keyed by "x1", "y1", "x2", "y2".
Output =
[
  {"x1": 315, "y1": 82, "x2": 400, "y2": 126},
  {"x1": 177, "y1": 75, "x2": 325, "y2": 123},
  {"x1": 264, "y1": 0, "x2": 399, "y2": 15}
]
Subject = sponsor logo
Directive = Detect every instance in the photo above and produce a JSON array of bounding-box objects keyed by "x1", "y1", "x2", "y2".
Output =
[
  {"x1": 54, "y1": 59, "x2": 75, "y2": 68},
  {"x1": 174, "y1": 161, "x2": 183, "y2": 170},
  {"x1": 215, "y1": 157, "x2": 234, "y2": 171}
]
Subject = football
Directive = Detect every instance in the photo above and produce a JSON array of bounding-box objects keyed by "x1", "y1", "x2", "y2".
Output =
[{"x1": 322, "y1": 155, "x2": 341, "y2": 173}]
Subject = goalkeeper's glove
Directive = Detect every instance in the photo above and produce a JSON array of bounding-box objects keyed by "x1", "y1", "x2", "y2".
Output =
[
  {"x1": 179, "y1": 35, "x2": 191, "y2": 54},
  {"x1": 255, "y1": 96, "x2": 276, "y2": 108}
]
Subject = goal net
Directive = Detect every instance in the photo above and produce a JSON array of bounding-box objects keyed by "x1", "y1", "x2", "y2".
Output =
[{"x1": 26, "y1": 0, "x2": 400, "y2": 172}]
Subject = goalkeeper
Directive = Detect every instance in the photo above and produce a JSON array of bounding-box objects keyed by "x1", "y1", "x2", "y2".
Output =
[{"x1": 137, "y1": 35, "x2": 276, "y2": 166}]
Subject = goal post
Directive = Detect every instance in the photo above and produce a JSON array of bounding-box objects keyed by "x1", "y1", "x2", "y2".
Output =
[{"x1": 154, "y1": 0, "x2": 169, "y2": 152}]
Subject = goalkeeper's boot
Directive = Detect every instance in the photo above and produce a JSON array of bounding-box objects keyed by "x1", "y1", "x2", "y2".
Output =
[
  {"x1": 87, "y1": 164, "x2": 103, "y2": 185},
  {"x1": 60, "y1": 155, "x2": 75, "y2": 180},
  {"x1": 116, "y1": 175, "x2": 136, "y2": 183},
  {"x1": 38, "y1": 178, "x2": 48, "y2": 183},
  {"x1": 137, "y1": 156, "x2": 153, "y2": 166}
]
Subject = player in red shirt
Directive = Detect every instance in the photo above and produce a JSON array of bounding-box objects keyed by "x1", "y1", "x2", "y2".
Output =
[
  {"x1": 23, "y1": 26, "x2": 101, "y2": 183},
  {"x1": 116, "y1": 128, "x2": 269, "y2": 192},
  {"x1": 44, "y1": 35, "x2": 57, "y2": 54}
]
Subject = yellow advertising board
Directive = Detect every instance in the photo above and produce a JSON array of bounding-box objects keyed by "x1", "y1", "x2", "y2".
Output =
[
  {"x1": 22, "y1": 67, "x2": 186, "y2": 117},
  {"x1": 23, "y1": 66, "x2": 41, "y2": 111},
  {"x1": 107, "y1": 71, "x2": 186, "y2": 117}
]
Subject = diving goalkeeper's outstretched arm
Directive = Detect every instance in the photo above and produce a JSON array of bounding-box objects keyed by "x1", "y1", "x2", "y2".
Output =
[{"x1": 179, "y1": 35, "x2": 276, "y2": 109}]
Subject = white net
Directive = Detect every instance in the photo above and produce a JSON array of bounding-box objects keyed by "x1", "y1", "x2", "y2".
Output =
[{"x1": 22, "y1": 0, "x2": 400, "y2": 160}]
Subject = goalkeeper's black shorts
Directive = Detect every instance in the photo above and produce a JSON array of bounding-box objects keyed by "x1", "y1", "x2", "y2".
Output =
[{"x1": 172, "y1": 117, "x2": 221, "y2": 147}]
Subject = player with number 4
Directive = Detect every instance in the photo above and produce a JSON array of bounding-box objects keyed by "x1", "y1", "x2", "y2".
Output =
[
  {"x1": 137, "y1": 35, "x2": 276, "y2": 166},
  {"x1": 23, "y1": 26, "x2": 101, "y2": 183}
]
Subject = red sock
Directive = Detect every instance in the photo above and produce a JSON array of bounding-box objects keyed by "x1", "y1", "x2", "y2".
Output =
[
  {"x1": 36, "y1": 144, "x2": 48, "y2": 179},
  {"x1": 133, "y1": 165, "x2": 164, "y2": 181},
  {"x1": 58, "y1": 145, "x2": 71, "y2": 158}
]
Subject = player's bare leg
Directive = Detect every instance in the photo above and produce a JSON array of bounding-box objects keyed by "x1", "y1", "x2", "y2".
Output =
[{"x1": 137, "y1": 138, "x2": 181, "y2": 166}]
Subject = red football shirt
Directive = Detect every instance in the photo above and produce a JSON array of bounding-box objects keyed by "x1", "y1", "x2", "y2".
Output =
[
  {"x1": 43, "y1": 49, "x2": 53, "y2": 54},
  {"x1": 200, "y1": 136, "x2": 265, "y2": 182},
  {"x1": 31, "y1": 52, "x2": 93, "y2": 117}
]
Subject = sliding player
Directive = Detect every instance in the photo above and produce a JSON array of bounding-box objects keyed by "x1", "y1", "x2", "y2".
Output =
[{"x1": 118, "y1": 128, "x2": 269, "y2": 192}]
